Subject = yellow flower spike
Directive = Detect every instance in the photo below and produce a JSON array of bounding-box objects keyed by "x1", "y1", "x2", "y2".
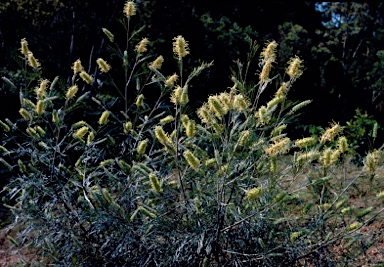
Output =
[
  {"x1": 80, "y1": 71, "x2": 93, "y2": 84},
  {"x1": 275, "y1": 82, "x2": 290, "y2": 98},
  {"x1": 197, "y1": 104, "x2": 212, "y2": 124},
  {"x1": 36, "y1": 79, "x2": 49, "y2": 98},
  {"x1": 233, "y1": 94, "x2": 249, "y2": 111},
  {"x1": 218, "y1": 92, "x2": 232, "y2": 111},
  {"x1": 123, "y1": 121, "x2": 132, "y2": 134},
  {"x1": 320, "y1": 122, "x2": 342, "y2": 143},
  {"x1": 295, "y1": 137, "x2": 317, "y2": 149},
  {"x1": 321, "y1": 148, "x2": 332, "y2": 166},
  {"x1": 296, "y1": 151, "x2": 320, "y2": 163},
  {"x1": 259, "y1": 58, "x2": 273, "y2": 83},
  {"x1": 136, "y1": 94, "x2": 144, "y2": 108},
  {"x1": 246, "y1": 187, "x2": 262, "y2": 201},
  {"x1": 265, "y1": 137, "x2": 291, "y2": 157},
  {"x1": 348, "y1": 222, "x2": 362, "y2": 231},
  {"x1": 0, "y1": 120, "x2": 10, "y2": 132},
  {"x1": 160, "y1": 115, "x2": 174, "y2": 125},
  {"x1": 137, "y1": 139, "x2": 148, "y2": 155},
  {"x1": 124, "y1": 0, "x2": 136, "y2": 17},
  {"x1": 87, "y1": 131, "x2": 95, "y2": 146},
  {"x1": 51, "y1": 110, "x2": 58, "y2": 122},
  {"x1": 267, "y1": 96, "x2": 284, "y2": 109},
  {"x1": 208, "y1": 95, "x2": 227, "y2": 118},
  {"x1": 66, "y1": 85, "x2": 79, "y2": 99},
  {"x1": 376, "y1": 191, "x2": 384, "y2": 201},
  {"x1": 364, "y1": 150, "x2": 381, "y2": 174},
  {"x1": 154, "y1": 125, "x2": 171, "y2": 145},
  {"x1": 186, "y1": 120, "x2": 196, "y2": 137},
  {"x1": 27, "y1": 51, "x2": 40, "y2": 69},
  {"x1": 102, "y1": 28, "x2": 114, "y2": 42},
  {"x1": 135, "y1": 38, "x2": 150, "y2": 54},
  {"x1": 98, "y1": 110, "x2": 110, "y2": 125},
  {"x1": 96, "y1": 58, "x2": 111, "y2": 73},
  {"x1": 181, "y1": 114, "x2": 190, "y2": 128},
  {"x1": 260, "y1": 40, "x2": 278, "y2": 62},
  {"x1": 150, "y1": 56, "x2": 164, "y2": 70},
  {"x1": 330, "y1": 149, "x2": 341, "y2": 164},
  {"x1": 73, "y1": 126, "x2": 89, "y2": 140},
  {"x1": 35, "y1": 100, "x2": 45, "y2": 115},
  {"x1": 173, "y1": 35, "x2": 190, "y2": 60},
  {"x1": 290, "y1": 231, "x2": 305, "y2": 242},
  {"x1": 149, "y1": 172, "x2": 162, "y2": 192},
  {"x1": 180, "y1": 86, "x2": 189, "y2": 104},
  {"x1": 20, "y1": 38, "x2": 29, "y2": 57},
  {"x1": 19, "y1": 108, "x2": 32, "y2": 121},
  {"x1": 205, "y1": 158, "x2": 216, "y2": 167},
  {"x1": 34, "y1": 125, "x2": 45, "y2": 136},
  {"x1": 238, "y1": 130, "x2": 250, "y2": 146},
  {"x1": 337, "y1": 136, "x2": 349, "y2": 153},
  {"x1": 286, "y1": 55, "x2": 304, "y2": 80},
  {"x1": 170, "y1": 86, "x2": 183, "y2": 105},
  {"x1": 72, "y1": 59, "x2": 84, "y2": 74},
  {"x1": 271, "y1": 124, "x2": 287, "y2": 136},
  {"x1": 26, "y1": 127, "x2": 39, "y2": 139},
  {"x1": 183, "y1": 150, "x2": 200, "y2": 171},
  {"x1": 165, "y1": 73, "x2": 178, "y2": 87}
]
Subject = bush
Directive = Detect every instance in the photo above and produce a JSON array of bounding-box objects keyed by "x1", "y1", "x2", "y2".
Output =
[{"x1": 2, "y1": 2, "x2": 384, "y2": 266}]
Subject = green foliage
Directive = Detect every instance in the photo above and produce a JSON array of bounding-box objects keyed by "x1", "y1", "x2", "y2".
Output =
[
  {"x1": 345, "y1": 108, "x2": 380, "y2": 162},
  {"x1": 1, "y1": 2, "x2": 384, "y2": 266}
]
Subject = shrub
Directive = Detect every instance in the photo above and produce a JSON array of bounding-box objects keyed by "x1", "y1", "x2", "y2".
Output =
[{"x1": 1, "y1": 2, "x2": 384, "y2": 266}]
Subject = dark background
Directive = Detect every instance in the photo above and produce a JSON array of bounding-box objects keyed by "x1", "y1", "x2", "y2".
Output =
[{"x1": 1, "y1": 1, "x2": 383, "y2": 133}]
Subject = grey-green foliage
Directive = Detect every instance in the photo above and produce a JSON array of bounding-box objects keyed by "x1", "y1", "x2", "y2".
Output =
[{"x1": 2, "y1": 3, "x2": 384, "y2": 267}]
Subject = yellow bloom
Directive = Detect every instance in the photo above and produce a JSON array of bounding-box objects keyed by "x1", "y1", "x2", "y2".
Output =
[
  {"x1": 135, "y1": 38, "x2": 149, "y2": 53},
  {"x1": 186, "y1": 120, "x2": 196, "y2": 137},
  {"x1": 165, "y1": 73, "x2": 178, "y2": 87},
  {"x1": 320, "y1": 122, "x2": 342, "y2": 143},
  {"x1": 160, "y1": 115, "x2": 174, "y2": 125},
  {"x1": 136, "y1": 94, "x2": 144, "y2": 108},
  {"x1": 36, "y1": 79, "x2": 49, "y2": 98},
  {"x1": 208, "y1": 95, "x2": 227, "y2": 118},
  {"x1": 73, "y1": 126, "x2": 89, "y2": 140},
  {"x1": 233, "y1": 94, "x2": 249, "y2": 111},
  {"x1": 27, "y1": 51, "x2": 40, "y2": 69},
  {"x1": 96, "y1": 58, "x2": 111, "y2": 73},
  {"x1": 124, "y1": 1, "x2": 136, "y2": 17},
  {"x1": 183, "y1": 150, "x2": 200, "y2": 171},
  {"x1": 72, "y1": 59, "x2": 84, "y2": 74},
  {"x1": 337, "y1": 136, "x2": 349, "y2": 153},
  {"x1": 246, "y1": 187, "x2": 262, "y2": 201},
  {"x1": 265, "y1": 137, "x2": 291, "y2": 157},
  {"x1": 102, "y1": 28, "x2": 114, "y2": 42},
  {"x1": 170, "y1": 86, "x2": 183, "y2": 105},
  {"x1": 137, "y1": 139, "x2": 148, "y2": 155},
  {"x1": 149, "y1": 172, "x2": 162, "y2": 192},
  {"x1": 66, "y1": 85, "x2": 79, "y2": 99},
  {"x1": 19, "y1": 108, "x2": 32, "y2": 121},
  {"x1": 295, "y1": 137, "x2": 317, "y2": 149},
  {"x1": 260, "y1": 40, "x2": 278, "y2": 62},
  {"x1": 98, "y1": 110, "x2": 110, "y2": 125},
  {"x1": 286, "y1": 56, "x2": 304, "y2": 80},
  {"x1": 87, "y1": 131, "x2": 95, "y2": 146},
  {"x1": 259, "y1": 58, "x2": 273, "y2": 82},
  {"x1": 79, "y1": 71, "x2": 93, "y2": 84},
  {"x1": 150, "y1": 55, "x2": 164, "y2": 70},
  {"x1": 20, "y1": 38, "x2": 29, "y2": 56},
  {"x1": 35, "y1": 100, "x2": 45, "y2": 115},
  {"x1": 173, "y1": 35, "x2": 190, "y2": 60}
]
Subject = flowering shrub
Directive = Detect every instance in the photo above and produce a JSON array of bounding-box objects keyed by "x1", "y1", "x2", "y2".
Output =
[{"x1": 1, "y1": 1, "x2": 384, "y2": 266}]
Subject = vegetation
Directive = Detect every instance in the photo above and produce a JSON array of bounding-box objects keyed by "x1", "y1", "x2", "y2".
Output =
[{"x1": 1, "y1": 1, "x2": 384, "y2": 266}]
